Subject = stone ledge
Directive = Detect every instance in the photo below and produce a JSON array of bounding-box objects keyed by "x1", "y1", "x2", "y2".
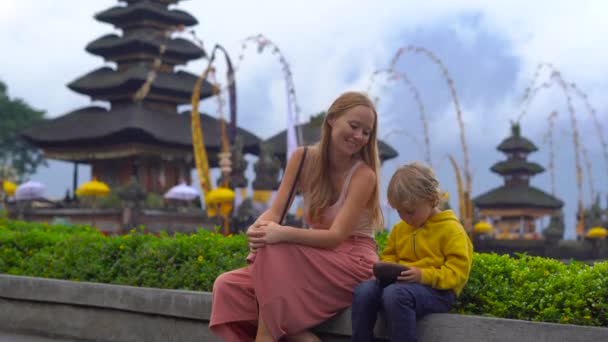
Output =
[
  {"x1": 1, "y1": 275, "x2": 606, "y2": 342},
  {"x1": 0, "y1": 274, "x2": 209, "y2": 320}
]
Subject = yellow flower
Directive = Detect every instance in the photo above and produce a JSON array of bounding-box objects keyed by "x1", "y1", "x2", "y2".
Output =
[
  {"x1": 584, "y1": 315, "x2": 591, "y2": 319},
  {"x1": 119, "y1": 244, "x2": 125, "y2": 250},
  {"x1": 197, "y1": 255, "x2": 204, "y2": 263}
]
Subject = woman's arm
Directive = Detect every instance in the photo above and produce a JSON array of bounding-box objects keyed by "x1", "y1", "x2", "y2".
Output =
[
  {"x1": 252, "y1": 165, "x2": 376, "y2": 249},
  {"x1": 246, "y1": 147, "x2": 307, "y2": 248}
]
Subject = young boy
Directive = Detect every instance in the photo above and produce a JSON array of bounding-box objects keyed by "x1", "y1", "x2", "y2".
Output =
[{"x1": 351, "y1": 162, "x2": 473, "y2": 342}]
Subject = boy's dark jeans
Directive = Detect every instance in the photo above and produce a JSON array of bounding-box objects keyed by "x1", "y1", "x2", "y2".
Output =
[{"x1": 351, "y1": 280, "x2": 455, "y2": 342}]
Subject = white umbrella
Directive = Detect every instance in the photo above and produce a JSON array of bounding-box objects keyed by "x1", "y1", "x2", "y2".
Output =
[
  {"x1": 15, "y1": 181, "x2": 46, "y2": 201},
  {"x1": 164, "y1": 183, "x2": 199, "y2": 201}
]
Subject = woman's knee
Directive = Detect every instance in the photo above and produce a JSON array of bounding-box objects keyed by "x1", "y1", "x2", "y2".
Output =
[{"x1": 212, "y1": 271, "x2": 241, "y2": 293}]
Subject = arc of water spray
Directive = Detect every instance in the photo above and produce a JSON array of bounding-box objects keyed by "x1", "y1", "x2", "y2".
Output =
[
  {"x1": 389, "y1": 46, "x2": 471, "y2": 226},
  {"x1": 368, "y1": 69, "x2": 432, "y2": 166}
]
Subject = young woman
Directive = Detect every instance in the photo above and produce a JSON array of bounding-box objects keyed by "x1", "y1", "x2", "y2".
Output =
[{"x1": 210, "y1": 91, "x2": 383, "y2": 342}]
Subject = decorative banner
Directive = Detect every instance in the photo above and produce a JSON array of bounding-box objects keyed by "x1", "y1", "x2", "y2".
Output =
[
  {"x1": 189, "y1": 43, "x2": 235, "y2": 195},
  {"x1": 191, "y1": 66, "x2": 215, "y2": 194},
  {"x1": 390, "y1": 45, "x2": 472, "y2": 229},
  {"x1": 569, "y1": 83, "x2": 608, "y2": 187},
  {"x1": 189, "y1": 32, "x2": 304, "y2": 162},
  {"x1": 516, "y1": 62, "x2": 607, "y2": 238},
  {"x1": 367, "y1": 68, "x2": 432, "y2": 166},
  {"x1": 542, "y1": 111, "x2": 558, "y2": 195},
  {"x1": 236, "y1": 34, "x2": 303, "y2": 159},
  {"x1": 447, "y1": 154, "x2": 465, "y2": 227},
  {"x1": 133, "y1": 25, "x2": 183, "y2": 102}
]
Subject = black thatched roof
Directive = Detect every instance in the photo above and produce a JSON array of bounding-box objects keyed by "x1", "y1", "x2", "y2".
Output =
[
  {"x1": 21, "y1": 103, "x2": 260, "y2": 155},
  {"x1": 264, "y1": 122, "x2": 398, "y2": 164},
  {"x1": 497, "y1": 123, "x2": 538, "y2": 153},
  {"x1": 86, "y1": 34, "x2": 204, "y2": 63},
  {"x1": 491, "y1": 159, "x2": 545, "y2": 175},
  {"x1": 68, "y1": 65, "x2": 213, "y2": 104},
  {"x1": 96, "y1": 2, "x2": 197, "y2": 27},
  {"x1": 473, "y1": 184, "x2": 563, "y2": 210},
  {"x1": 121, "y1": 0, "x2": 179, "y2": 5}
]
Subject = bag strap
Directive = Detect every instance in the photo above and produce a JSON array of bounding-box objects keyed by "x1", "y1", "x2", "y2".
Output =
[{"x1": 279, "y1": 147, "x2": 307, "y2": 224}]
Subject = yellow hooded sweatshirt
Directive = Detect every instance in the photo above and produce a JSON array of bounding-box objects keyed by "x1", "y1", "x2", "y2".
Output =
[{"x1": 380, "y1": 210, "x2": 473, "y2": 296}]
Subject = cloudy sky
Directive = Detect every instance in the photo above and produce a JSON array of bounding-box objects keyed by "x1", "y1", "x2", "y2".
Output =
[{"x1": 1, "y1": 0, "x2": 607, "y2": 237}]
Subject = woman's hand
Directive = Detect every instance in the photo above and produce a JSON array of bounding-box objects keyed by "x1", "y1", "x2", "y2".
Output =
[
  {"x1": 255, "y1": 220, "x2": 286, "y2": 244},
  {"x1": 397, "y1": 266, "x2": 422, "y2": 283},
  {"x1": 246, "y1": 221, "x2": 267, "y2": 251}
]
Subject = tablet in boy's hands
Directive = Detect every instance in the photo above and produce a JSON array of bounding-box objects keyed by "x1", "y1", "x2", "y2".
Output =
[{"x1": 373, "y1": 261, "x2": 409, "y2": 287}]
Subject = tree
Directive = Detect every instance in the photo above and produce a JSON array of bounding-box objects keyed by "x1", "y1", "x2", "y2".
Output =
[{"x1": 0, "y1": 80, "x2": 46, "y2": 182}]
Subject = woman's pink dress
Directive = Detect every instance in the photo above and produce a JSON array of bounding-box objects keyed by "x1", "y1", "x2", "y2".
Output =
[{"x1": 209, "y1": 161, "x2": 378, "y2": 341}]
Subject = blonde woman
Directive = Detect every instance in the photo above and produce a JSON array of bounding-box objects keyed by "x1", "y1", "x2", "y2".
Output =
[{"x1": 210, "y1": 91, "x2": 383, "y2": 342}]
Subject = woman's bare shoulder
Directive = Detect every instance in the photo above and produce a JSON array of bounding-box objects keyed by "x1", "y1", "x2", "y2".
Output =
[{"x1": 352, "y1": 162, "x2": 376, "y2": 183}]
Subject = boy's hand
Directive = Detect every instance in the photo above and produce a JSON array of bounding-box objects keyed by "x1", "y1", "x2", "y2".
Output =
[{"x1": 397, "y1": 266, "x2": 422, "y2": 283}]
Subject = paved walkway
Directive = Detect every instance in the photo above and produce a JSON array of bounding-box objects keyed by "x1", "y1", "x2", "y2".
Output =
[{"x1": 0, "y1": 332, "x2": 79, "y2": 342}]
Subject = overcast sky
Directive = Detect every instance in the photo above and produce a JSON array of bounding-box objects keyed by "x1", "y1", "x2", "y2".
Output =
[{"x1": 1, "y1": 0, "x2": 607, "y2": 237}]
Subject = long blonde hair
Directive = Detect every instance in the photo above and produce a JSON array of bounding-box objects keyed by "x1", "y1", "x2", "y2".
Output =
[{"x1": 307, "y1": 91, "x2": 384, "y2": 230}]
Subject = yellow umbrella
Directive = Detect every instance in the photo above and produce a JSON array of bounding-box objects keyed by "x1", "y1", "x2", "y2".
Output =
[
  {"x1": 205, "y1": 187, "x2": 235, "y2": 216},
  {"x1": 206, "y1": 187, "x2": 235, "y2": 203},
  {"x1": 586, "y1": 227, "x2": 607, "y2": 239},
  {"x1": 76, "y1": 179, "x2": 110, "y2": 197},
  {"x1": 205, "y1": 187, "x2": 236, "y2": 234},
  {"x1": 75, "y1": 179, "x2": 110, "y2": 229},
  {"x1": 474, "y1": 220, "x2": 494, "y2": 234},
  {"x1": 3, "y1": 180, "x2": 17, "y2": 197}
]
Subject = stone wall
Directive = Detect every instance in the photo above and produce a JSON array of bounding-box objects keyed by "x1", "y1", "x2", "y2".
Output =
[{"x1": 1, "y1": 275, "x2": 606, "y2": 342}]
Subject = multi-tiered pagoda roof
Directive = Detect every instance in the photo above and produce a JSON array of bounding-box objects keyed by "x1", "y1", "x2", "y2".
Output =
[
  {"x1": 474, "y1": 123, "x2": 563, "y2": 210},
  {"x1": 22, "y1": 0, "x2": 261, "y2": 192}
]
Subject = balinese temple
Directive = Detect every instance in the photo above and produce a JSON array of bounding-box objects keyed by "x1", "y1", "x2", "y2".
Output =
[
  {"x1": 473, "y1": 123, "x2": 563, "y2": 239},
  {"x1": 21, "y1": 0, "x2": 260, "y2": 194}
]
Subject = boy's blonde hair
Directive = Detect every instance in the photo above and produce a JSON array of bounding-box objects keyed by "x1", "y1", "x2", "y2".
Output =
[{"x1": 387, "y1": 161, "x2": 445, "y2": 209}]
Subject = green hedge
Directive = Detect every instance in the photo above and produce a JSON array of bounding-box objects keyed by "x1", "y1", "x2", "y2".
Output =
[{"x1": 0, "y1": 219, "x2": 606, "y2": 327}]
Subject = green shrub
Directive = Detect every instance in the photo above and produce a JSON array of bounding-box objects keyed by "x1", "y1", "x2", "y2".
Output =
[
  {"x1": 0, "y1": 220, "x2": 247, "y2": 290},
  {"x1": 0, "y1": 220, "x2": 606, "y2": 327},
  {"x1": 457, "y1": 252, "x2": 607, "y2": 326}
]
